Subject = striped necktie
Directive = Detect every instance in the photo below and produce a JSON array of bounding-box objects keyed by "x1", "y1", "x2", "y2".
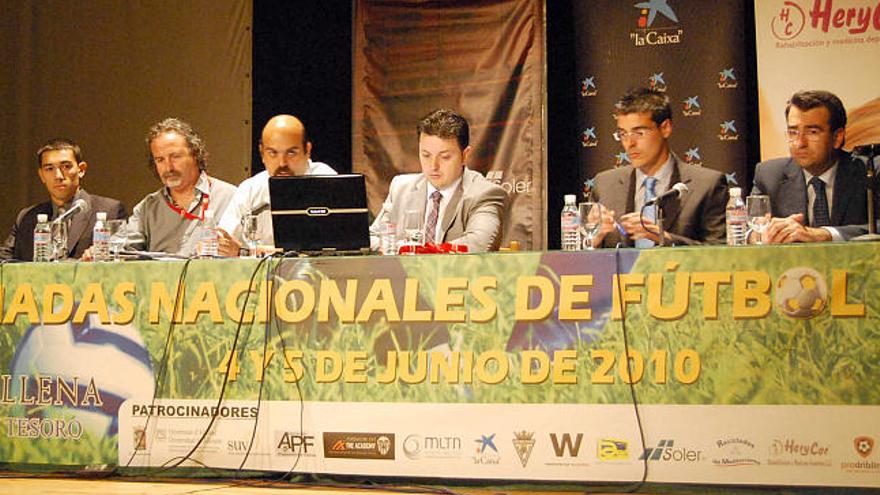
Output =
[{"x1": 424, "y1": 190, "x2": 442, "y2": 244}]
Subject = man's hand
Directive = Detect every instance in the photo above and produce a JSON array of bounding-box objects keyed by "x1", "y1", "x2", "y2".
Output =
[
  {"x1": 619, "y1": 212, "x2": 667, "y2": 243},
  {"x1": 217, "y1": 228, "x2": 241, "y2": 257},
  {"x1": 590, "y1": 206, "x2": 617, "y2": 247},
  {"x1": 764, "y1": 213, "x2": 832, "y2": 244}
]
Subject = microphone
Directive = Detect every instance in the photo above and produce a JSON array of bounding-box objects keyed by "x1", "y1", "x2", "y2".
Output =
[
  {"x1": 52, "y1": 198, "x2": 89, "y2": 224},
  {"x1": 646, "y1": 182, "x2": 689, "y2": 206}
]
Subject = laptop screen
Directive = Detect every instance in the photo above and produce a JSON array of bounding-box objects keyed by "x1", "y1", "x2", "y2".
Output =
[{"x1": 268, "y1": 174, "x2": 370, "y2": 253}]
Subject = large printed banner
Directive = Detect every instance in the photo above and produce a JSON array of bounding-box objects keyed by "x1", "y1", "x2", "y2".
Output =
[
  {"x1": 573, "y1": 1, "x2": 751, "y2": 191},
  {"x1": 755, "y1": 0, "x2": 880, "y2": 159},
  {"x1": 352, "y1": 0, "x2": 546, "y2": 250},
  {"x1": 0, "y1": 245, "x2": 879, "y2": 487}
]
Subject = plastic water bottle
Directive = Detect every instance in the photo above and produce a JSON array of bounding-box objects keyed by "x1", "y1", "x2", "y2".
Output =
[
  {"x1": 380, "y1": 220, "x2": 397, "y2": 255},
  {"x1": 726, "y1": 187, "x2": 747, "y2": 246},
  {"x1": 92, "y1": 212, "x2": 111, "y2": 261},
  {"x1": 33, "y1": 214, "x2": 52, "y2": 262},
  {"x1": 561, "y1": 194, "x2": 580, "y2": 251},
  {"x1": 198, "y1": 210, "x2": 219, "y2": 257}
]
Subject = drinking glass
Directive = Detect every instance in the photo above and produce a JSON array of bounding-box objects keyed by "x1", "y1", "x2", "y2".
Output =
[
  {"x1": 106, "y1": 219, "x2": 128, "y2": 261},
  {"x1": 746, "y1": 195, "x2": 772, "y2": 245},
  {"x1": 241, "y1": 214, "x2": 260, "y2": 257},
  {"x1": 578, "y1": 202, "x2": 602, "y2": 250},
  {"x1": 51, "y1": 221, "x2": 68, "y2": 261},
  {"x1": 401, "y1": 209, "x2": 424, "y2": 252}
]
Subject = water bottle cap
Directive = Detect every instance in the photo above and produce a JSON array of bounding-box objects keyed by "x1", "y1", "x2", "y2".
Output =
[
  {"x1": 729, "y1": 187, "x2": 742, "y2": 197},
  {"x1": 564, "y1": 194, "x2": 576, "y2": 204},
  {"x1": 96, "y1": 212, "x2": 107, "y2": 221},
  {"x1": 37, "y1": 214, "x2": 48, "y2": 223}
]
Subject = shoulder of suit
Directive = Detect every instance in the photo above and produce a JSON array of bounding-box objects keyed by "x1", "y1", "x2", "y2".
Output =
[
  {"x1": 389, "y1": 173, "x2": 422, "y2": 189},
  {"x1": 755, "y1": 157, "x2": 792, "y2": 173},
  {"x1": 677, "y1": 160, "x2": 724, "y2": 180},
  {"x1": 463, "y1": 168, "x2": 505, "y2": 194}
]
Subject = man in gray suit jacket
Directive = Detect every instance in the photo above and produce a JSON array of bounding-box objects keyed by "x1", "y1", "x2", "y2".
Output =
[
  {"x1": 752, "y1": 90, "x2": 869, "y2": 242},
  {"x1": 591, "y1": 88, "x2": 727, "y2": 248},
  {"x1": 370, "y1": 109, "x2": 506, "y2": 253},
  {"x1": 0, "y1": 138, "x2": 126, "y2": 261}
]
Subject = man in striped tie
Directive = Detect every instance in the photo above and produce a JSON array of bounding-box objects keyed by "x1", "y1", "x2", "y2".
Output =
[
  {"x1": 753, "y1": 90, "x2": 870, "y2": 243},
  {"x1": 369, "y1": 109, "x2": 507, "y2": 253}
]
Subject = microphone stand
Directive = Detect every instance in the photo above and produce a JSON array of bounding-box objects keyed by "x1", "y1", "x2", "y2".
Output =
[
  {"x1": 851, "y1": 144, "x2": 880, "y2": 242},
  {"x1": 656, "y1": 205, "x2": 667, "y2": 247}
]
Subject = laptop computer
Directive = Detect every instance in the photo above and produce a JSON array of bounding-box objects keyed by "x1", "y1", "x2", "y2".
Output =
[{"x1": 268, "y1": 174, "x2": 370, "y2": 254}]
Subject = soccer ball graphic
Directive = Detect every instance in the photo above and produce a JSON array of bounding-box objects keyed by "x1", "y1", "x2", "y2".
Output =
[
  {"x1": 9, "y1": 313, "x2": 155, "y2": 437},
  {"x1": 774, "y1": 267, "x2": 828, "y2": 319}
]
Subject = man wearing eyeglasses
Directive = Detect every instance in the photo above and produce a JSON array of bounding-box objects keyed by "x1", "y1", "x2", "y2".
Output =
[
  {"x1": 751, "y1": 90, "x2": 868, "y2": 242},
  {"x1": 590, "y1": 88, "x2": 728, "y2": 248}
]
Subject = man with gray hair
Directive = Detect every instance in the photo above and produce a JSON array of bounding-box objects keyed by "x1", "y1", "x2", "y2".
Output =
[{"x1": 122, "y1": 117, "x2": 237, "y2": 256}]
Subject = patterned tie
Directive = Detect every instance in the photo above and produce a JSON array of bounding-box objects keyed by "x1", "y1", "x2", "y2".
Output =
[
  {"x1": 635, "y1": 176, "x2": 658, "y2": 248},
  {"x1": 809, "y1": 177, "x2": 831, "y2": 227},
  {"x1": 424, "y1": 190, "x2": 443, "y2": 244}
]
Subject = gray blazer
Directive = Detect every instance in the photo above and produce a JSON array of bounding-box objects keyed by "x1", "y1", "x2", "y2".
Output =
[
  {"x1": 592, "y1": 155, "x2": 728, "y2": 247},
  {"x1": 751, "y1": 152, "x2": 870, "y2": 240},
  {"x1": 370, "y1": 168, "x2": 507, "y2": 252}
]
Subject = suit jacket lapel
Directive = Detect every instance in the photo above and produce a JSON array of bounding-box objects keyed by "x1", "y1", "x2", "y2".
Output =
[
  {"x1": 779, "y1": 160, "x2": 808, "y2": 217},
  {"x1": 403, "y1": 176, "x2": 428, "y2": 225},
  {"x1": 622, "y1": 167, "x2": 636, "y2": 215},
  {"x1": 660, "y1": 157, "x2": 684, "y2": 229},
  {"x1": 439, "y1": 177, "x2": 465, "y2": 241},
  {"x1": 66, "y1": 190, "x2": 91, "y2": 254},
  {"x1": 831, "y1": 154, "x2": 857, "y2": 225}
]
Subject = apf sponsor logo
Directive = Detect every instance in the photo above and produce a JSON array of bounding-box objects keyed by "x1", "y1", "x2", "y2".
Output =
[
  {"x1": 768, "y1": 438, "x2": 831, "y2": 467},
  {"x1": 580, "y1": 76, "x2": 597, "y2": 97},
  {"x1": 718, "y1": 68, "x2": 738, "y2": 89},
  {"x1": 275, "y1": 431, "x2": 316, "y2": 457},
  {"x1": 512, "y1": 430, "x2": 536, "y2": 468},
  {"x1": 712, "y1": 437, "x2": 760, "y2": 467},
  {"x1": 402, "y1": 434, "x2": 463, "y2": 460},
  {"x1": 630, "y1": 0, "x2": 683, "y2": 46},
  {"x1": 683, "y1": 147, "x2": 703, "y2": 167},
  {"x1": 614, "y1": 152, "x2": 631, "y2": 168},
  {"x1": 581, "y1": 127, "x2": 599, "y2": 148},
  {"x1": 546, "y1": 433, "x2": 589, "y2": 467},
  {"x1": 841, "y1": 436, "x2": 880, "y2": 473},
  {"x1": 640, "y1": 439, "x2": 704, "y2": 463},
  {"x1": 323, "y1": 432, "x2": 394, "y2": 460},
  {"x1": 718, "y1": 120, "x2": 740, "y2": 141},
  {"x1": 473, "y1": 433, "x2": 501, "y2": 465},
  {"x1": 682, "y1": 96, "x2": 702, "y2": 116},
  {"x1": 486, "y1": 170, "x2": 533, "y2": 195},
  {"x1": 597, "y1": 438, "x2": 630, "y2": 461}
]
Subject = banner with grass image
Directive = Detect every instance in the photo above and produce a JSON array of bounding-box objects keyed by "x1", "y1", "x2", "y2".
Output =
[{"x1": 0, "y1": 243, "x2": 877, "y2": 486}]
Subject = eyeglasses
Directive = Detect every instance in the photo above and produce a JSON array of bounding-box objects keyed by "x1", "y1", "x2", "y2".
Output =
[
  {"x1": 613, "y1": 127, "x2": 656, "y2": 142},
  {"x1": 786, "y1": 128, "x2": 826, "y2": 143}
]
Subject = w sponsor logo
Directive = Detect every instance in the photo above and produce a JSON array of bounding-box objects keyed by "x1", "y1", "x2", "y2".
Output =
[{"x1": 550, "y1": 433, "x2": 583, "y2": 457}]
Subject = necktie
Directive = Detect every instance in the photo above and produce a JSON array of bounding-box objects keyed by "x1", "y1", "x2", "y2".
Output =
[
  {"x1": 635, "y1": 176, "x2": 658, "y2": 248},
  {"x1": 424, "y1": 190, "x2": 442, "y2": 244},
  {"x1": 809, "y1": 177, "x2": 831, "y2": 227}
]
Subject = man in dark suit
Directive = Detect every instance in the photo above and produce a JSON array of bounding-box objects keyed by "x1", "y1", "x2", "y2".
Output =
[
  {"x1": 591, "y1": 88, "x2": 727, "y2": 248},
  {"x1": 0, "y1": 138, "x2": 126, "y2": 261},
  {"x1": 752, "y1": 90, "x2": 868, "y2": 242}
]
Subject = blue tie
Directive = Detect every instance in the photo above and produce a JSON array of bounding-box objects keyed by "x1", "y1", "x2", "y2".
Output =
[{"x1": 635, "y1": 176, "x2": 657, "y2": 248}]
